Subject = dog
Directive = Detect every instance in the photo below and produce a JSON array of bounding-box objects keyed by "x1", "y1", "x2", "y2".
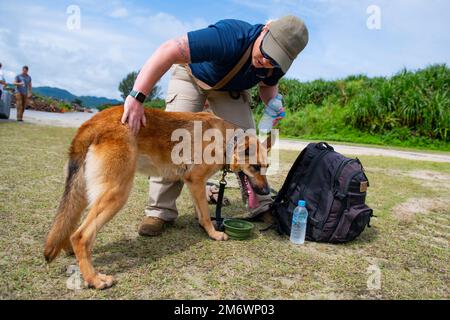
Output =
[{"x1": 43, "y1": 106, "x2": 272, "y2": 289}]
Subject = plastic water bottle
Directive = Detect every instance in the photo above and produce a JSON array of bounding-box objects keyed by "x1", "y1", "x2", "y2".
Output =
[
  {"x1": 258, "y1": 94, "x2": 285, "y2": 133},
  {"x1": 290, "y1": 200, "x2": 308, "y2": 244}
]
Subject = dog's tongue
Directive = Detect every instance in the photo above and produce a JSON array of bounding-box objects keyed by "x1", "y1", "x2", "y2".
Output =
[{"x1": 245, "y1": 176, "x2": 260, "y2": 209}]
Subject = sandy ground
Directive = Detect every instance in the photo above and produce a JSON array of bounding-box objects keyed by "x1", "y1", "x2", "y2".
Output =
[
  {"x1": 6, "y1": 108, "x2": 96, "y2": 127},
  {"x1": 3, "y1": 108, "x2": 450, "y2": 163}
]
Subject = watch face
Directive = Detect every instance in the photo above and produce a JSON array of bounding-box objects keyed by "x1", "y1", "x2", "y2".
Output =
[
  {"x1": 131, "y1": 90, "x2": 146, "y2": 103},
  {"x1": 137, "y1": 92, "x2": 145, "y2": 102}
]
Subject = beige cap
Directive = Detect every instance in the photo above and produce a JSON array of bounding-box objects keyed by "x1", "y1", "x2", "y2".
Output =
[{"x1": 261, "y1": 15, "x2": 309, "y2": 73}]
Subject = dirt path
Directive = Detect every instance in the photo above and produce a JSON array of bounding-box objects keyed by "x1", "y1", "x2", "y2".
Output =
[
  {"x1": 4, "y1": 108, "x2": 450, "y2": 163},
  {"x1": 7, "y1": 108, "x2": 95, "y2": 127},
  {"x1": 277, "y1": 140, "x2": 450, "y2": 163}
]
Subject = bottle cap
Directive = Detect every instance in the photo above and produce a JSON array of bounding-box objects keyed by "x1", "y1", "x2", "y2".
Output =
[{"x1": 298, "y1": 200, "x2": 306, "y2": 207}]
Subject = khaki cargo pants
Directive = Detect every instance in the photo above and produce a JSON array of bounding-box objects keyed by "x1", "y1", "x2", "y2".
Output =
[
  {"x1": 145, "y1": 64, "x2": 272, "y2": 221},
  {"x1": 15, "y1": 93, "x2": 28, "y2": 121}
]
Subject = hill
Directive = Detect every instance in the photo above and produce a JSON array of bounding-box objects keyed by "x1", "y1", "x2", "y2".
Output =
[{"x1": 33, "y1": 86, "x2": 121, "y2": 108}]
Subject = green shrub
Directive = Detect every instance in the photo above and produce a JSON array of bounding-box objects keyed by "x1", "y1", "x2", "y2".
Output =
[
  {"x1": 348, "y1": 64, "x2": 449, "y2": 141},
  {"x1": 251, "y1": 64, "x2": 449, "y2": 145},
  {"x1": 57, "y1": 101, "x2": 72, "y2": 112},
  {"x1": 143, "y1": 99, "x2": 165, "y2": 109}
]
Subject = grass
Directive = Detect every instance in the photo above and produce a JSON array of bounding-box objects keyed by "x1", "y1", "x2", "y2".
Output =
[
  {"x1": 0, "y1": 123, "x2": 449, "y2": 299},
  {"x1": 252, "y1": 102, "x2": 450, "y2": 151}
]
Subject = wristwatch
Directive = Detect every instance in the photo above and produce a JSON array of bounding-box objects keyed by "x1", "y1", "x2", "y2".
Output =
[{"x1": 129, "y1": 90, "x2": 147, "y2": 103}]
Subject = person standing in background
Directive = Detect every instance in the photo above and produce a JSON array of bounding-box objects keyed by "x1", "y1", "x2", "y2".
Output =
[
  {"x1": 13, "y1": 66, "x2": 32, "y2": 122},
  {"x1": 0, "y1": 63, "x2": 6, "y2": 99}
]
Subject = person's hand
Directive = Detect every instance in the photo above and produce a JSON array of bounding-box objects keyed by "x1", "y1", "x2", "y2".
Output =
[
  {"x1": 121, "y1": 95, "x2": 147, "y2": 135},
  {"x1": 272, "y1": 107, "x2": 285, "y2": 127}
]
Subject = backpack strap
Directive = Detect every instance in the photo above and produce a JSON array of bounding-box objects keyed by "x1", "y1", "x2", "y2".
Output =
[{"x1": 182, "y1": 43, "x2": 254, "y2": 91}]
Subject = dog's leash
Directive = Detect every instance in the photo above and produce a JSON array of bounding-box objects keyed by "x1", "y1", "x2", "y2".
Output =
[
  {"x1": 212, "y1": 168, "x2": 229, "y2": 231},
  {"x1": 212, "y1": 168, "x2": 279, "y2": 232}
]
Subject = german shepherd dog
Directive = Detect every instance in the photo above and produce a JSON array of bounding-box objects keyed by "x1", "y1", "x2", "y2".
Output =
[{"x1": 43, "y1": 106, "x2": 272, "y2": 289}]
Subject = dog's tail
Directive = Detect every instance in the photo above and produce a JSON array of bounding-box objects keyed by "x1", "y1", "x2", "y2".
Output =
[{"x1": 44, "y1": 128, "x2": 93, "y2": 263}]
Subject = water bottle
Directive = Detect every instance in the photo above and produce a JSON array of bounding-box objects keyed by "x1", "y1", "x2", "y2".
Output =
[
  {"x1": 290, "y1": 200, "x2": 308, "y2": 244},
  {"x1": 258, "y1": 94, "x2": 285, "y2": 133}
]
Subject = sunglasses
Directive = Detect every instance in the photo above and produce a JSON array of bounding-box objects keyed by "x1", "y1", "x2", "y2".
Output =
[{"x1": 260, "y1": 32, "x2": 281, "y2": 68}]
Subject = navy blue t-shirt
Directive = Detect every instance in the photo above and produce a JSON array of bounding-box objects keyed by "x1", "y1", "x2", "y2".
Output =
[{"x1": 187, "y1": 19, "x2": 284, "y2": 91}]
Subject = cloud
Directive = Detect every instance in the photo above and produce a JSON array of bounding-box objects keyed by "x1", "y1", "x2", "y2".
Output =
[
  {"x1": 109, "y1": 8, "x2": 129, "y2": 18},
  {"x1": 109, "y1": 7, "x2": 129, "y2": 18},
  {"x1": 1, "y1": 0, "x2": 448, "y2": 100},
  {"x1": 233, "y1": 0, "x2": 450, "y2": 81},
  {"x1": 0, "y1": 1, "x2": 207, "y2": 99},
  {"x1": 133, "y1": 12, "x2": 207, "y2": 42}
]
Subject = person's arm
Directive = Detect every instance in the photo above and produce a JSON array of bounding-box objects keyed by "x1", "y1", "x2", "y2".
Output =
[
  {"x1": 121, "y1": 35, "x2": 191, "y2": 135},
  {"x1": 13, "y1": 76, "x2": 23, "y2": 86},
  {"x1": 258, "y1": 82, "x2": 278, "y2": 105},
  {"x1": 28, "y1": 79, "x2": 32, "y2": 97}
]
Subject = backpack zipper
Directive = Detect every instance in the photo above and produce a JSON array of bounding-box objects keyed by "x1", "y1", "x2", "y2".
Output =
[
  {"x1": 332, "y1": 158, "x2": 354, "y2": 190},
  {"x1": 343, "y1": 171, "x2": 365, "y2": 195}
]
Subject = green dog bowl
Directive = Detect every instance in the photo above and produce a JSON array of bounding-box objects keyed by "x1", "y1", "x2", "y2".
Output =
[{"x1": 223, "y1": 219, "x2": 254, "y2": 240}]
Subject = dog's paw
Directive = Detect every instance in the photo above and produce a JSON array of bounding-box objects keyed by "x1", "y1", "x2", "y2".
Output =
[
  {"x1": 85, "y1": 273, "x2": 115, "y2": 290},
  {"x1": 43, "y1": 245, "x2": 60, "y2": 263},
  {"x1": 210, "y1": 231, "x2": 229, "y2": 241}
]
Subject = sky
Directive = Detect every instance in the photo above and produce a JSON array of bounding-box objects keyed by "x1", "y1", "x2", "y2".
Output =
[{"x1": 0, "y1": 0, "x2": 449, "y2": 100}]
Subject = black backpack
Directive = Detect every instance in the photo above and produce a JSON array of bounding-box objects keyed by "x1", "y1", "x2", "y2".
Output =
[{"x1": 271, "y1": 142, "x2": 373, "y2": 243}]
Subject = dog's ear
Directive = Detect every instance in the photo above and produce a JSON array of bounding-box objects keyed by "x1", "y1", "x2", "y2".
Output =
[
  {"x1": 230, "y1": 135, "x2": 252, "y2": 171},
  {"x1": 230, "y1": 152, "x2": 239, "y2": 172},
  {"x1": 230, "y1": 136, "x2": 247, "y2": 172}
]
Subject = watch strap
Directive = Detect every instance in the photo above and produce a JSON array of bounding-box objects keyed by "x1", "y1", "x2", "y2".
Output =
[{"x1": 129, "y1": 90, "x2": 146, "y2": 103}]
